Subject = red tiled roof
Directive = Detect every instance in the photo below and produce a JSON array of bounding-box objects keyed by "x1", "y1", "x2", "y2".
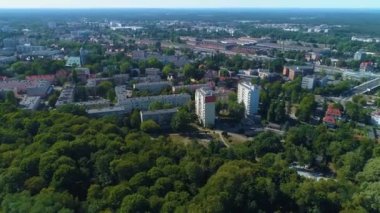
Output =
[
  {"x1": 323, "y1": 116, "x2": 336, "y2": 125},
  {"x1": 26, "y1": 75, "x2": 55, "y2": 82},
  {"x1": 326, "y1": 105, "x2": 342, "y2": 117}
]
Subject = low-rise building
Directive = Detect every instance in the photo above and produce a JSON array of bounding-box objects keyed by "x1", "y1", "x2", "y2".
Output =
[
  {"x1": 0, "y1": 56, "x2": 16, "y2": 64},
  {"x1": 118, "y1": 94, "x2": 191, "y2": 113},
  {"x1": 26, "y1": 81, "x2": 53, "y2": 98},
  {"x1": 66, "y1": 56, "x2": 82, "y2": 67},
  {"x1": 75, "y1": 99, "x2": 110, "y2": 109},
  {"x1": 56, "y1": 86, "x2": 75, "y2": 107},
  {"x1": 113, "y1": 74, "x2": 130, "y2": 85},
  {"x1": 0, "y1": 80, "x2": 52, "y2": 98},
  {"x1": 87, "y1": 106, "x2": 126, "y2": 117},
  {"x1": 133, "y1": 81, "x2": 172, "y2": 94},
  {"x1": 133, "y1": 75, "x2": 162, "y2": 83},
  {"x1": 172, "y1": 82, "x2": 214, "y2": 93},
  {"x1": 283, "y1": 65, "x2": 315, "y2": 80},
  {"x1": 19, "y1": 96, "x2": 41, "y2": 110},
  {"x1": 360, "y1": 62, "x2": 375, "y2": 72},
  {"x1": 323, "y1": 104, "x2": 342, "y2": 128},
  {"x1": 16, "y1": 44, "x2": 45, "y2": 53},
  {"x1": 195, "y1": 87, "x2": 216, "y2": 127},
  {"x1": 140, "y1": 108, "x2": 178, "y2": 128},
  {"x1": 115, "y1": 85, "x2": 133, "y2": 105},
  {"x1": 145, "y1": 68, "x2": 162, "y2": 76},
  {"x1": 371, "y1": 110, "x2": 380, "y2": 126}
]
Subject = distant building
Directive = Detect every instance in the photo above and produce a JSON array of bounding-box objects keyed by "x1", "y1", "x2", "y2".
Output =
[
  {"x1": 113, "y1": 74, "x2": 129, "y2": 85},
  {"x1": 0, "y1": 56, "x2": 16, "y2": 65},
  {"x1": 85, "y1": 77, "x2": 112, "y2": 88},
  {"x1": 195, "y1": 87, "x2": 216, "y2": 127},
  {"x1": 87, "y1": 106, "x2": 126, "y2": 117},
  {"x1": 140, "y1": 108, "x2": 178, "y2": 128},
  {"x1": 305, "y1": 52, "x2": 320, "y2": 61},
  {"x1": 117, "y1": 94, "x2": 191, "y2": 113},
  {"x1": 0, "y1": 80, "x2": 52, "y2": 98},
  {"x1": 354, "y1": 50, "x2": 366, "y2": 61},
  {"x1": 302, "y1": 76, "x2": 316, "y2": 90},
  {"x1": 371, "y1": 110, "x2": 380, "y2": 126},
  {"x1": 115, "y1": 85, "x2": 133, "y2": 106},
  {"x1": 172, "y1": 82, "x2": 214, "y2": 93},
  {"x1": 323, "y1": 104, "x2": 342, "y2": 128},
  {"x1": 19, "y1": 96, "x2": 41, "y2": 110},
  {"x1": 145, "y1": 68, "x2": 162, "y2": 76},
  {"x1": 283, "y1": 65, "x2": 314, "y2": 80},
  {"x1": 16, "y1": 44, "x2": 45, "y2": 53},
  {"x1": 133, "y1": 75, "x2": 162, "y2": 83},
  {"x1": 238, "y1": 82, "x2": 260, "y2": 117},
  {"x1": 360, "y1": 62, "x2": 375, "y2": 72},
  {"x1": 66, "y1": 57, "x2": 82, "y2": 67},
  {"x1": 26, "y1": 81, "x2": 53, "y2": 98},
  {"x1": 26, "y1": 74, "x2": 56, "y2": 84},
  {"x1": 55, "y1": 86, "x2": 75, "y2": 107},
  {"x1": 133, "y1": 81, "x2": 172, "y2": 94},
  {"x1": 2, "y1": 38, "x2": 18, "y2": 49},
  {"x1": 75, "y1": 99, "x2": 110, "y2": 109}
]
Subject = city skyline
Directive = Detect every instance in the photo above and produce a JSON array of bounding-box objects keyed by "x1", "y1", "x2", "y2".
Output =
[{"x1": 0, "y1": 0, "x2": 379, "y2": 9}]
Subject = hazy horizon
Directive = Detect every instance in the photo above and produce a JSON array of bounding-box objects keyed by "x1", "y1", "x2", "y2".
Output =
[{"x1": 0, "y1": 0, "x2": 379, "y2": 9}]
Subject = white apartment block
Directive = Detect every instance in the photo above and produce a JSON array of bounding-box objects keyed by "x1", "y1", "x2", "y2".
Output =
[
  {"x1": 238, "y1": 82, "x2": 260, "y2": 117},
  {"x1": 301, "y1": 76, "x2": 316, "y2": 90},
  {"x1": 195, "y1": 88, "x2": 216, "y2": 127},
  {"x1": 133, "y1": 81, "x2": 172, "y2": 94},
  {"x1": 118, "y1": 93, "x2": 191, "y2": 113}
]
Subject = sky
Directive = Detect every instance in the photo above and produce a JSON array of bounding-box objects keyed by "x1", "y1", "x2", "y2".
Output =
[{"x1": 0, "y1": 0, "x2": 379, "y2": 9}]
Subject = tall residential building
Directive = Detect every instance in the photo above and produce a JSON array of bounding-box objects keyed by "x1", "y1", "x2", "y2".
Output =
[
  {"x1": 301, "y1": 75, "x2": 316, "y2": 90},
  {"x1": 238, "y1": 82, "x2": 260, "y2": 117},
  {"x1": 354, "y1": 50, "x2": 366, "y2": 61},
  {"x1": 195, "y1": 88, "x2": 216, "y2": 128}
]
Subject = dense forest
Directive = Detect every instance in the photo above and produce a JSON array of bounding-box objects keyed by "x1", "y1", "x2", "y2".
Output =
[{"x1": 0, "y1": 97, "x2": 379, "y2": 212}]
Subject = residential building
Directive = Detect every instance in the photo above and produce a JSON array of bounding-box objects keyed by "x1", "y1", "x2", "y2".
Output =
[
  {"x1": 87, "y1": 106, "x2": 127, "y2": 117},
  {"x1": 305, "y1": 52, "x2": 320, "y2": 61},
  {"x1": 66, "y1": 57, "x2": 82, "y2": 67},
  {"x1": 133, "y1": 81, "x2": 172, "y2": 94},
  {"x1": 172, "y1": 82, "x2": 214, "y2": 93},
  {"x1": 323, "y1": 104, "x2": 342, "y2": 128},
  {"x1": 145, "y1": 68, "x2": 162, "y2": 76},
  {"x1": 75, "y1": 99, "x2": 110, "y2": 109},
  {"x1": 354, "y1": 50, "x2": 366, "y2": 61},
  {"x1": 2, "y1": 38, "x2": 18, "y2": 49},
  {"x1": 133, "y1": 75, "x2": 162, "y2": 83},
  {"x1": 360, "y1": 62, "x2": 375, "y2": 72},
  {"x1": 26, "y1": 81, "x2": 53, "y2": 98},
  {"x1": 140, "y1": 108, "x2": 178, "y2": 128},
  {"x1": 238, "y1": 81, "x2": 260, "y2": 117},
  {"x1": 118, "y1": 94, "x2": 191, "y2": 113},
  {"x1": 283, "y1": 65, "x2": 314, "y2": 80},
  {"x1": 16, "y1": 45, "x2": 45, "y2": 53},
  {"x1": 86, "y1": 77, "x2": 112, "y2": 88},
  {"x1": 19, "y1": 96, "x2": 41, "y2": 110},
  {"x1": 55, "y1": 86, "x2": 75, "y2": 107},
  {"x1": 302, "y1": 76, "x2": 316, "y2": 90},
  {"x1": 0, "y1": 80, "x2": 52, "y2": 98},
  {"x1": 371, "y1": 110, "x2": 380, "y2": 126},
  {"x1": 113, "y1": 74, "x2": 129, "y2": 85},
  {"x1": 26, "y1": 74, "x2": 56, "y2": 83},
  {"x1": 0, "y1": 56, "x2": 16, "y2": 64},
  {"x1": 115, "y1": 85, "x2": 133, "y2": 105},
  {"x1": 195, "y1": 87, "x2": 216, "y2": 127}
]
